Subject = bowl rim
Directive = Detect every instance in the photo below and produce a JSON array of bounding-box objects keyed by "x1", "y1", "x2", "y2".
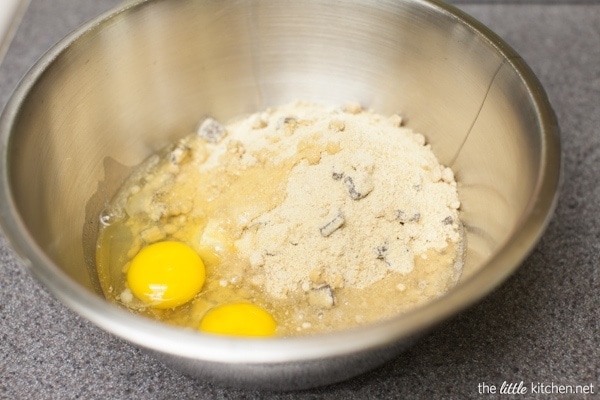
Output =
[{"x1": 0, "y1": 0, "x2": 561, "y2": 364}]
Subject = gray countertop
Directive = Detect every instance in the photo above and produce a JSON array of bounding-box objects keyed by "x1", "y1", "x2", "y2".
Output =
[{"x1": 0, "y1": 1, "x2": 598, "y2": 399}]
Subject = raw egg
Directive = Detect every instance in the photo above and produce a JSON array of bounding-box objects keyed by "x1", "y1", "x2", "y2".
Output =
[
  {"x1": 199, "y1": 303, "x2": 277, "y2": 337},
  {"x1": 127, "y1": 241, "x2": 205, "y2": 309}
]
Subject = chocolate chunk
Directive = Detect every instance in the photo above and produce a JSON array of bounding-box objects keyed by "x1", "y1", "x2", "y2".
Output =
[
  {"x1": 375, "y1": 242, "x2": 389, "y2": 259},
  {"x1": 197, "y1": 117, "x2": 227, "y2": 143},
  {"x1": 343, "y1": 175, "x2": 373, "y2": 200},
  {"x1": 396, "y1": 210, "x2": 420, "y2": 224},
  {"x1": 332, "y1": 164, "x2": 345, "y2": 180},
  {"x1": 319, "y1": 212, "x2": 345, "y2": 237},
  {"x1": 396, "y1": 210, "x2": 408, "y2": 224},
  {"x1": 168, "y1": 143, "x2": 189, "y2": 165},
  {"x1": 276, "y1": 116, "x2": 297, "y2": 130},
  {"x1": 442, "y1": 216, "x2": 454, "y2": 225},
  {"x1": 308, "y1": 285, "x2": 336, "y2": 309}
]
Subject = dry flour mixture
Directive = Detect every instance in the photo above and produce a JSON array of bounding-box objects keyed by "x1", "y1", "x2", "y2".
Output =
[{"x1": 96, "y1": 101, "x2": 465, "y2": 336}]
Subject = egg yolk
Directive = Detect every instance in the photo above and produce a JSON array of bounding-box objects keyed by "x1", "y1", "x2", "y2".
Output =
[
  {"x1": 199, "y1": 303, "x2": 277, "y2": 337},
  {"x1": 127, "y1": 241, "x2": 205, "y2": 309}
]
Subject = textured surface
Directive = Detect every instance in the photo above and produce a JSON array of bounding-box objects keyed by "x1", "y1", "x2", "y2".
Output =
[{"x1": 0, "y1": 1, "x2": 598, "y2": 399}]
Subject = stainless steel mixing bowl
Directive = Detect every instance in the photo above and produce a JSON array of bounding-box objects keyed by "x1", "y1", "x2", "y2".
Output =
[{"x1": 0, "y1": 0, "x2": 560, "y2": 390}]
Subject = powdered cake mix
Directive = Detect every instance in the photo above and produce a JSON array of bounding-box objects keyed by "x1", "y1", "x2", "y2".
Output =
[{"x1": 96, "y1": 101, "x2": 465, "y2": 337}]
